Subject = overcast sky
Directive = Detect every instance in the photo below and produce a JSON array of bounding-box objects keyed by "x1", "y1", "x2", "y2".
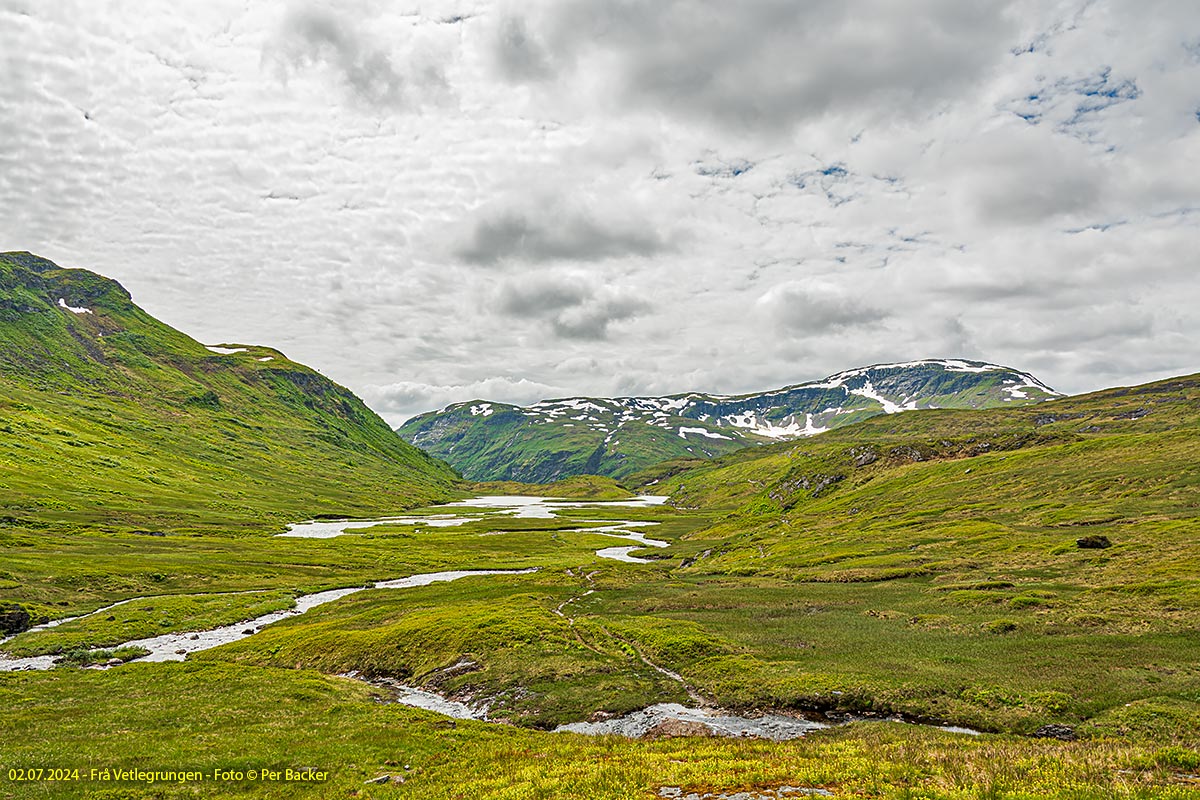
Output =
[{"x1": 2, "y1": 0, "x2": 1198, "y2": 425}]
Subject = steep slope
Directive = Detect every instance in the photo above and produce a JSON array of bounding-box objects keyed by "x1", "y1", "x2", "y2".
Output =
[
  {"x1": 398, "y1": 360, "x2": 1060, "y2": 482},
  {"x1": 0, "y1": 252, "x2": 458, "y2": 531}
]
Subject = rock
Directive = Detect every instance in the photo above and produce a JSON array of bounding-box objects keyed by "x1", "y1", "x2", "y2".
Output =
[
  {"x1": 105, "y1": 658, "x2": 123, "y2": 666},
  {"x1": 241, "y1": 629, "x2": 254, "y2": 635},
  {"x1": 888, "y1": 445, "x2": 927, "y2": 463},
  {"x1": 364, "y1": 775, "x2": 390, "y2": 785},
  {"x1": 0, "y1": 603, "x2": 33, "y2": 635},
  {"x1": 130, "y1": 530, "x2": 166, "y2": 537},
  {"x1": 848, "y1": 446, "x2": 878, "y2": 467},
  {"x1": 1033, "y1": 723, "x2": 1077, "y2": 741},
  {"x1": 1076, "y1": 535, "x2": 1112, "y2": 549},
  {"x1": 189, "y1": 634, "x2": 199, "y2": 640},
  {"x1": 644, "y1": 719, "x2": 717, "y2": 739},
  {"x1": 175, "y1": 649, "x2": 187, "y2": 655},
  {"x1": 1034, "y1": 412, "x2": 1084, "y2": 426}
]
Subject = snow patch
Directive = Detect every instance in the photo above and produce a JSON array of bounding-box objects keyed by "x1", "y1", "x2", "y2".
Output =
[
  {"x1": 206, "y1": 346, "x2": 248, "y2": 355},
  {"x1": 848, "y1": 380, "x2": 904, "y2": 414},
  {"x1": 678, "y1": 426, "x2": 732, "y2": 440},
  {"x1": 57, "y1": 298, "x2": 92, "y2": 314}
]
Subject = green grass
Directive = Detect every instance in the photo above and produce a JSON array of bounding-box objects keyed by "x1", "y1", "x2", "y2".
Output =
[{"x1": 1, "y1": 663, "x2": 1197, "y2": 799}]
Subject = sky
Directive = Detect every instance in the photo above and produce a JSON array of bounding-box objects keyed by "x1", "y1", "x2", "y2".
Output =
[{"x1": 2, "y1": 0, "x2": 1198, "y2": 426}]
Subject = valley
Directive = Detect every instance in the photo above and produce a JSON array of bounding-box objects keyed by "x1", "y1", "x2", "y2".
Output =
[{"x1": 1, "y1": 254, "x2": 1197, "y2": 798}]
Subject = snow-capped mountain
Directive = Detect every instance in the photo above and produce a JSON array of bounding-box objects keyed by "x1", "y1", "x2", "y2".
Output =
[{"x1": 397, "y1": 359, "x2": 1062, "y2": 483}]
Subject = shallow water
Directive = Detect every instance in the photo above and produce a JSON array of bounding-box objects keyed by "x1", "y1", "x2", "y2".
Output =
[
  {"x1": 280, "y1": 496, "x2": 672, "y2": 566},
  {"x1": 0, "y1": 569, "x2": 537, "y2": 672},
  {"x1": 4, "y1": 495, "x2": 671, "y2": 672}
]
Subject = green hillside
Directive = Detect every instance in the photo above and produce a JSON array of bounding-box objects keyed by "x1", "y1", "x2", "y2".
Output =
[
  {"x1": 398, "y1": 360, "x2": 1060, "y2": 482},
  {"x1": 0, "y1": 251, "x2": 459, "y2": 533}
]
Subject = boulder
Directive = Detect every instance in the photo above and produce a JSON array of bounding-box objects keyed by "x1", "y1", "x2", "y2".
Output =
[
  {"x1": 0, "y1": 603, "x2": 32, "y2": 635},
  {"x1": 644, "y1": 718, "x2": 717, "y2": 739},
  {"x1": 1033, "y1": 723, "x2": 1077, "y2": 741},
  {"x1": 1076, "y1": 535, "x2": 1112, "y2": 549}
]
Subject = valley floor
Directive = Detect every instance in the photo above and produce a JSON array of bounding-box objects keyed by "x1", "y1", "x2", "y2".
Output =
[{"x1": 2, "y1": 491, "x2": 1198, "y2": 798}]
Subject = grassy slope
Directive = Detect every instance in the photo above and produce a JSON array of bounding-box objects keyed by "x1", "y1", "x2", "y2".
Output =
[
  {"x1": 594, "y1": 374, "x2": 1200, "y2": 730},
  {"x1": 0, "y1": 251, "x2": 459, "y2": 535},
  {"x1": 400, "y1": 405, "x2": 755, "y2": 482}
]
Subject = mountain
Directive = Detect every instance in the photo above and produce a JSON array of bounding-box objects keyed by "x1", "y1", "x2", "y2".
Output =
[
  {"x1": 397, "y1": 360, "x2": 1061, "y2": 482},
  {"x1": 0, "y1": 251, "x2": 458, "y2": 531}
]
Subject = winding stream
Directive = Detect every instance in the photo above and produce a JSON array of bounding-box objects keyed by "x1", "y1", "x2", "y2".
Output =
[
  {"x1": 0, "y1": 570, "x2": 537, "y2": 672},
  {"x1": 0, "y1": 496, "x2": 668, "y2": 672},
  {"x1": 1, "y1": 495, "x2": 981, "y2": 740}
]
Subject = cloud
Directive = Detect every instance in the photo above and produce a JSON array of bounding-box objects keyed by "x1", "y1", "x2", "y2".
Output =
[
  {"x1": 362, "y1": 376, "x2": 566, "y2": 424},
  {"x1": 493, "y1": 0, "x2": 1019, "y2": 133},
  {"x1": 455, "y1": 204, "x2": 670, "y2": 265},
  {"x1": 266, "y1": 3, "x2": 445, "y2": 108},
  {"x1": 495, "y1": 273, "x2": 651, "y2": 340},
  {"x1": 942, "y1": 125, "x2": 1110, "y2": 226},
  {"x1": 757, "y1": 281, "x2": 888, "y2": 333},
  {"x1": 494, "y1": 16, "x2": 553, "y2": 81}
]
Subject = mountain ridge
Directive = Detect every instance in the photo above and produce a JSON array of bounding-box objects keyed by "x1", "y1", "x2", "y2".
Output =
[
  {"x1": 0, "y1": 251, "x2": 460, "y2": 530},
  {"x1": 398, "y1": 359, "x2": 1062, "y2": 482}
]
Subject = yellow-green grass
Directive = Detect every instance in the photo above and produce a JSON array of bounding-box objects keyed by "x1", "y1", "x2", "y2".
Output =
[{"x1": 0, "y1": 663, "x2": 1196, "y2": 799}]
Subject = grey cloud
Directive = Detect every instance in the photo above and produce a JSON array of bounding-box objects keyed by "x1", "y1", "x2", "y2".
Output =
[
  {"x1": 269, "y1": 5, "x2": 443, "y2": 107},
  {"x1": 551, "y1": 294, "x2": 649, "y2": 340},
  {"x1": 942, "y1": 127, "x2": 1110, "y2": 225},
  {"x1": 456, "y1": 209, "x2": 668, "y2": 265},
  {"x1": 759, "y1": 281, "x2": 888, "y2": 333},
  {"x1": 494, "y1": 16, "x2": 553, "y2": 81},
  {"x1": 496, "y1": 274, "x2": 650, "y2": 340},
  {"x1": 497, "y1": 279, "x2": 590, "y2": 316},
  {"x1": 498, "y1": 0, "x2": 1019, "y2": 132}
]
